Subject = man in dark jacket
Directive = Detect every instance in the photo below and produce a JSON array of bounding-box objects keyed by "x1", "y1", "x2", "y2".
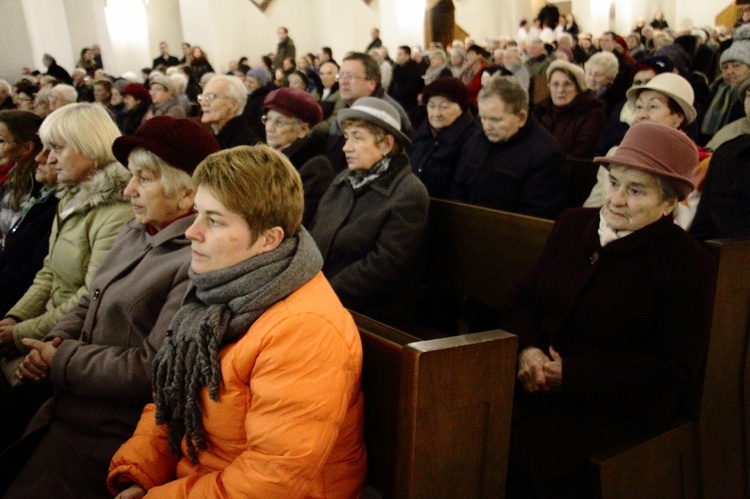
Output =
[
  {"x1": 41, "y1": 54, "x2": 72, "y2": 85},
  {"x1": 263, "y1": 88, "x2": 334, "y2": 226},
  {"x1": 152, "y1": 41, "x2": 180, "y2": 69},
  {"x1": 408, "y1": 78, "x2": 482, "y2": 198},
  {"x1": 389, "y1": 46, "x2": 425, "y2": 113},
  {"x1": 200, "y1": 75, "x2": 259, "y2": 149},
  {"x1": 451, "y1": 76, "x2": 568, "y2": 219},
  {"x1": 273, "y1": 27, "x2": 296, "y2": 71}
]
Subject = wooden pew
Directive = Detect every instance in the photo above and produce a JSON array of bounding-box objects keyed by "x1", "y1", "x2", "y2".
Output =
[
  {"x1": 590, "y1": 237, "x2": 750, "y2": 499},
  {"x1": 412, "y1": 199, "x2": 750, "y2": 497},
  {"x1": 413, "y1": 198, "x2": 553, "y2": 337},
  {"x1": 354, "y1": 312, "x2": 518, "y2": 498}
]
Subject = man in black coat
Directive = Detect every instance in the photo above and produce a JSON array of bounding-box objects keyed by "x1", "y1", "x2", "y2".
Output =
[
  {"x1": 42, "y1": 54, "x2": 72, "y2": 85},
  {"x1": 200, "y1": 75, "x2": 259, "y2": 149},
  {"x1": 388, "y1": 46, "x2": 425, "y2": 114},
  {"x1": 451, "y1": 76, "x2": 568, "y2": 219},
  {"x1": 152, "y1": 42, "x2": 180, "y2": 69}
]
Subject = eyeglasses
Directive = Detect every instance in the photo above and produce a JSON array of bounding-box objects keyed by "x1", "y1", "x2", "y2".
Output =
[
  {"x1": 197, "y1": 93, "x2": 226, "y2": 103},
  {"x1": 336, "y1": 73, "x2": 368, "y2": 83},
  {"x1": 261, "y1": 114, "x2": 298, "y2": 128},
  {"x1": 549, "y1": 81, "x2": 577, "y2": 90}
]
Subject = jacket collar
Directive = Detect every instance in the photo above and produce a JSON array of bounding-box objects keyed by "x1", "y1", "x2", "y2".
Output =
[
  {"x1": 583, "y1": 211, "x2": 677, "y2": 254},
  {"x1": 58, "y1": 161, "x2": 130, "y2": 220},
  {"x1": 126, "y1": 212, "x2": 195, "y2": 247},
  {"x1": 331, "y1": 154, "x2": 410, "y2": 197}
]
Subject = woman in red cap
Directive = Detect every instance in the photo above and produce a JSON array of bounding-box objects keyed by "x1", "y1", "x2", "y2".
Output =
[
  {"x1": 504, "y1": 122, "x2": 716, "y2": 498},
  {"x1": 0, "y1": 116, "x2": 220, "y2": 498}
]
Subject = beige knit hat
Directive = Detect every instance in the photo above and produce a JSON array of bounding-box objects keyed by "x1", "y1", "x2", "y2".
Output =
[
  {"x1": 626, "y1": 73, "x2": 697, "y2": 124},
  {"x1": 546, "y1": 60, "x2": 587, "y2": 92}
]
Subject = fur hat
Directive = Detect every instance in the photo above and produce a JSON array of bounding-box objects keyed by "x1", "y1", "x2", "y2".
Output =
[
  {"x1": 720, "y1": 24, "x2": 750, "y2": 67},
  {"x1": 337, "y1": 97, "x2": 411, "y2": 146},
  {"x1": 112, "y1": 116, "x2": 220, "y2": 175},
  {"x1": 263, "y1": 87, "x2": 323, "y2": 125},
  {"x1": 149, "y1": 73, "x2": 177, "y2": 96},
  {"x1": 594, "y1": 122, "x2": 698, "y2": 200},
  {"x1": 422, "y1": 77, "x2": 470, "y2": 110},
  {"x1": 246, "y1": 67, "x2": 272, "y2": 87},
  {"x1": 626, "y1": 73, "x2": 697, "y2": 124},
  {"x1": 121, "y1": 83, "x2": 150, "y2": 102},
  {"x1": 546, "y1": 60, "x2": 587, "y2": 92}
]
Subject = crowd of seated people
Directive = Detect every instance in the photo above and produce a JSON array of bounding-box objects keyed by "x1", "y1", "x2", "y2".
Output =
[{"x1": 0, "y1": 8, "x2": 748, "y2": 497}]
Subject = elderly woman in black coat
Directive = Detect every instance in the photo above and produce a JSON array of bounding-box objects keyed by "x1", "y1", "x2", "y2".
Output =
[
  {"x1": 310, "y1": 97, "x2": 429, "y2": 326},
  {"x1": 504, "y1": 122, "x2": 716, "y2": 498}
]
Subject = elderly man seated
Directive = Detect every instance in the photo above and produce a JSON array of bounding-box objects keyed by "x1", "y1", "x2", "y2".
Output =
[
  {"x1": 450, "y1": 75, "x2": 568, "y2": 219},
  {"x1": 262, "y1": 88, "x2": 334, "y2": 226},
  {"x1": 200, "y1": 75, "x2": 260, "y2": 149}
]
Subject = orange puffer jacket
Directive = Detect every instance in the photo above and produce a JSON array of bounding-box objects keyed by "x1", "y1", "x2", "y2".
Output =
[{"x1": 107, "y1": 272, "x2": 366, "y2": 498}]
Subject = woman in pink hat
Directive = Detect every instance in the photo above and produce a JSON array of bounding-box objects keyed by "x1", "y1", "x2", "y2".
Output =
[{"x1": 504, "y1": 122, "x2": 716, "y2": 498}]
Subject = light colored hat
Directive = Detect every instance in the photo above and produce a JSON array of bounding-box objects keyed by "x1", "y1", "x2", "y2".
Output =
[
  {"x1": 626, "y1": 73, "x2": 697, "y2": 124},
  {"x1": 149, "y1": 73, "x2": 177, "y2": 96},
  {"x1": 594, "y1": 122, "x2": 698, "y2": 200},
  {"x1": 337, "y1": 97, "x2": 411, "y2": 147},
  {"x1": 720, "y1": 24, "x2": 750, "y2": 67},
  {"x1": 546, "y1": 60, "x2": 587, "y2": 91}
]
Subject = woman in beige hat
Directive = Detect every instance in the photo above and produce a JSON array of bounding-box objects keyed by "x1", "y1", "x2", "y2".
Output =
[
  {"x1": 505, "y1": 122, "x2": 716, "y2": 498},
  {"x1": 584, "y1": 73, "x2": 710, "y2": 229},
  {"x1": 532, "y1": 60, "x2": 607, "y2": 159}
]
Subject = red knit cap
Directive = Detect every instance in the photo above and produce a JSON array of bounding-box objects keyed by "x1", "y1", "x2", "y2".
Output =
[
  {"x1": 121, "y1": 83, "x2": 150, "y2": 102},
  {"x1": 263, "y1": 88, "x2": 323, "y2": 126}
]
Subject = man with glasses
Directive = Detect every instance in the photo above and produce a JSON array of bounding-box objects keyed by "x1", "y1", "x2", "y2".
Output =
[
  {"x1": 327, "y1": 52, "x2": 412, "y2": 172},
  {"x1": 200, "y1": 75, "x2": 259, "y2": 149},
  {"x1": 263, "y1": 88, "x2": 333, "y2": 226}
]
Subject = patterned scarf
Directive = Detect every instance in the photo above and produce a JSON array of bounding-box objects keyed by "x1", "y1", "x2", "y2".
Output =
[
  {"x1": 701, "y1": 81, "x2": 738, "y2": 136},
  {"x1": 347, "y1": 155, "x2": 391, "y2": 191},
  {"x1": 152, "y1": 227, "x2": 323, "y2": 463}
]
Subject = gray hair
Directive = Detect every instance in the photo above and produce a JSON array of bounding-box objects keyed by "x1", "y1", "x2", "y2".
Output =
[
  {"x1": 585, "y1": 51, "x2": 619, "y2": 79},
  {"x1": 478, "y1": 75, "x2": 529, "y2": 114},
  {"x1": 207, "y1": 74, "x2": 247, "y2": 115},
  {"x1": 127, "y1": 148, "x2": 194, "y2": 197},
  {"x1": 51, "y1": 84, "x2": 78, "y2": 104}
]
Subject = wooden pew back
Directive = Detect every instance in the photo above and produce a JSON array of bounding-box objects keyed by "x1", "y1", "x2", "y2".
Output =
[{"x1": 355, "y1": 312, "x2": 518, "y2": 498}]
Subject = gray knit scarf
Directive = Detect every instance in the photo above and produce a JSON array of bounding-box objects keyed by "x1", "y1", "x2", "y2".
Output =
[{"x1": 152, "y1": 227, "x2": 323, "y2": 463}]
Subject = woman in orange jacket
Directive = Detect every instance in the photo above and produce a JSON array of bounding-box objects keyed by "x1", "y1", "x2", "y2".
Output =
[{"x1": 107, "y1": 145, "x2": 366, "y2": 499}]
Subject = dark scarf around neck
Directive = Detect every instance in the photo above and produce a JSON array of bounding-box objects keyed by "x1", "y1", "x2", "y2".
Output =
[{"x1": 152, "y1": 227, "x2": 323, "y2": 463}]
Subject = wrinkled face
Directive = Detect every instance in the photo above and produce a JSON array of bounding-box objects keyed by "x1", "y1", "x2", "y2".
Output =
[
  {"x1": 149, "y1": 83, "x2": 172, "y2": 104},
  {"x1": 123, "y1": 163, "x2": 188, "y2": 231},
  {"x1": 721, "y1": 61, "x2": 750, "y2": 86},
  {"x1": 319, "y1": 62, "x2": 337, "y2": 89},
  {"x1": 47, "y1": 140, "x2": 97, "y2": 185},
  {"x1": 185, "y1": 186, "x2": 266, "y2": 274},
  {"x1": 341, "y1": 123, "x2": 390, "y2": 171},
  {"x1": 338, "y1": 60, "x2": 376, "y2": 103},
  {"x1": 200, "y1": 79, "x2": 238, "y2": 128},
  {"x1": 633, "y1": 90, "x2": 684, "y2": 128},
  {"x1": 427, "y1": 96, "x2": 463, "y2": 131},
  {"x1": 0, "y1": 122, "x2": 29, "y2": 165},
  {"x1": 478, "y1": 95, "x2": 527, "y2": 143},
  {"x1": 631, "y1": 69, "x2": 657, "y2": 88},
  {"x1": 585, "y1": 63, "x2": 613, "y2": 91},
  {"x1": 549, "y1": 70, "x2": 579, "y2": 106},
  {"x1": 603, "y1": 166, "x2": 675, "y2": 231},
  {"x1": 264, "y1": 110, "x2": 305, "y2": 150},
  {"x1": 34, "y1": 147, "x2": 57, "y2": 186}
]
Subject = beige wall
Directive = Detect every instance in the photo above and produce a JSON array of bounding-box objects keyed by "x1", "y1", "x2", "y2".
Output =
[{"x1": 0, "y1": 0, "x2": 731, "y2": 82}]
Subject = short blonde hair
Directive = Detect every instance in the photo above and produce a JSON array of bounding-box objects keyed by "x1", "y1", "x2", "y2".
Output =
[
  {"x1": 192, "y1": 145, "x2": 303, "y2": 240},
  {"x1": 127, "y1": 148, "x2": 194, "y2": 197},
  {"x1": 39, "y1": 102, "x2": 120, "y2": 166}
]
